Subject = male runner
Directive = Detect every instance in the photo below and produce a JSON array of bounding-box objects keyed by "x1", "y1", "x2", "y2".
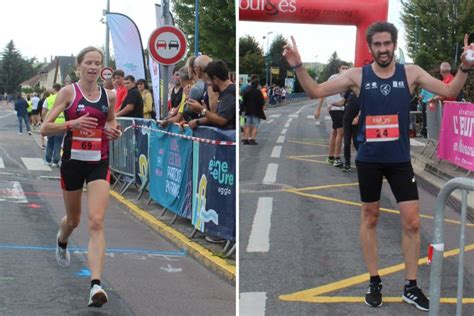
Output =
[{"x1": 283, "y1": 22, "x2": 473, "y2": 312}]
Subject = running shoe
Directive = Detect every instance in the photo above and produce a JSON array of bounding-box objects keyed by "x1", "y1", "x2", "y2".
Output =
[
  {"x1": 365, "y1": 282, "x2": 383, "y2": 307},
  {"x1": 28, "y1": 131, "x2": 32, "y2": 135},
  {"x1": 402, "y1": 286, "x2": 429, "y2": 311},
  {"x1": 55, "y1": 230, "x2": 70, "y2": 267},
  {"x1": 243, "y1": 139, "x2": 249, "y2": 145},
  {"x1": 325, "y1": 157, "x2": 335, "y2": 164},
  {"x1": 333, "y1": 158, "x2": 343, "y2": 168},
  {"x1": 88, "y1": 284, "x2": 108, "y2": 308},
  {"x1": 249, "y1": 139, "x2": 258, "y2": 145},
  {"x1": 51, "y1": 162, "x2": 59, "y2": 168},
  {"x1": 342, "y1": 164, "x2": 351, "y2": 172}
]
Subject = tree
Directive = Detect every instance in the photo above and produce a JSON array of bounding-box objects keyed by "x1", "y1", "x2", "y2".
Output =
[
  {"x1": 173, "y1": 0, "x2": 235, "y2": 70},
  {"x1": 239, "y1": 35, "x2": 265, "y2": 84},
  {"x1": 401, "y1": 0, "x2": 474, "y2": 100},
  {"x1": 319, "y1": 51, "x2": 342, "y2": 83},
  {"x1": 268, "y1": 34, "x2": 290, "y2": 86},
  {"x1": 0, "y1": 41, "x2": 37, "y2": 94}
]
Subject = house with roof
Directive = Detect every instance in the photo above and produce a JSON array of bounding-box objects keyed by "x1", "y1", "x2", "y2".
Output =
[{"x1": 38, "y1": 56, "x2": 76, "y2": 89}]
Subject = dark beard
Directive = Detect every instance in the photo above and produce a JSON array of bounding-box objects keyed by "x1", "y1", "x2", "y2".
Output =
[{"x1": 374, "y1": 53, "x2": 393, "y2": 68}]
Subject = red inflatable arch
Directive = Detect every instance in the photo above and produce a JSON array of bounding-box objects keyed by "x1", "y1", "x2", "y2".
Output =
[{"x1": 239, "y1": 0, "x2": 388, "y2": 66}]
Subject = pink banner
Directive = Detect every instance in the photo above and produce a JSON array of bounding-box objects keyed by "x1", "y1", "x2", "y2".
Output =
[{"x1": 438, "y1": 101, "x2": 474, "y2": 171}]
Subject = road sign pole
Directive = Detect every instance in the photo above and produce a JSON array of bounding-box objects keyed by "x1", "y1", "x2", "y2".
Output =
[{"x1": 162, "y1": 0, "x2": 171, "y2": 118}]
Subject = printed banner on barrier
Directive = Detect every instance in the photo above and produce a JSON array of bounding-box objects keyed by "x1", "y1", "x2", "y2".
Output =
[
  {"x1": 438, "y1": 101, "x2": 474, "y2": 171},
  {"x1": 192, "y1": 127, "x2": 236, "y2": 241},
  {"x1": 149, "y1": 123, "x2": 193, "y2": 218},
  {"x1": 135, "y1": 119, "x2": 153, "y2": 186}
]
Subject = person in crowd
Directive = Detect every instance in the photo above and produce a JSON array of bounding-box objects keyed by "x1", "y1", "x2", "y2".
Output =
[
  {"x1": 418, "y1": 88, "x2": 435, "y2": 138},
  {"x1": 31, "y1": 93, "x2": 40, "y2": 127},
  {"x1": 38, "y1": 91, "x2": 50, "y2": 149},
  {"x1": 112, "y1": 69, "x2": 127, "y2": 113},
  {"x1": 314, "y1": 62, "x2": 350, "y2": 167},
  {"x1": 26, "y1": 95, "x2": 33, "y2": 126},
  {"x1": 241, "y1": 77, "x2": 266, "y2": 145},
  {"x1": 341, "y1": 90, "x2": 360, "y2": 172},
  {"x1": 283, "y1": 21, "x2": 474, "y2": 312},
  {"x1": 14, "y1": 93, "x2": 32, "y2": 135},
  {"x1": 161, "y1": 66, "x2": 194, "y2": 126},
  {"x1": 136, "y1": 79, "x2": 153, "y2": 119},
  {"x1": 42, "y1": 84, "x2": 64, "y2": 167},
  {"x1": 116, "y1": 75, "x2": 144, "y2": 118},
  {"x1": 169, "y1": 68, "x2": 183, "y2": 110},
  {"x1": 187, "y1": 60, "x2": 236, "y2": 131},
  {"x1": 192, "y1": 54, "x2": 218, "y2": 112},
  {"x1": 41, "y1": 46, "x2": 122, "y2": 308}
]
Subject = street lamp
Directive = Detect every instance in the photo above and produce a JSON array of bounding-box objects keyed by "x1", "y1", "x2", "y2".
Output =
[{"x1": 265, "y1": 31, "x2": 273, "y2": 85}]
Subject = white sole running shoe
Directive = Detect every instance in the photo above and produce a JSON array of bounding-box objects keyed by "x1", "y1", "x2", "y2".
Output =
[
  {"x1": 88, "y1": 285, "x2": 108, "y2": 308},
  {"x1": 55, "y1": 230, "x2": 70, "y2": 267}
]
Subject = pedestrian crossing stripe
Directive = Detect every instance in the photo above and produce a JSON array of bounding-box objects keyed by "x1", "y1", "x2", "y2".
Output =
[
  {"x1": 21, "y1": 158, "x2": 51, "y2": 171},
  {"x1": 279, "y1": 244, "x2": 474, "y2": 304},
  {"x1": 0, "y1": 157, "x2": 4, "y2": 168},
  {"x1": 0, "y1": 181, "x2": 27, "y2": 203}
]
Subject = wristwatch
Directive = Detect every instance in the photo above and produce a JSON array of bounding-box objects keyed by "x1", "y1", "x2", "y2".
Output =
[
  {"x1": 201, "y1": 108, "x2": 207, "y2": 116},
  {"x1": 460, "y1": 65, "x2": 471, "y2": 73}
]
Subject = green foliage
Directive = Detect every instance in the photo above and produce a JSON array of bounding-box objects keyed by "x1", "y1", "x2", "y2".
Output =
[
  {"x1": 173, "y1": 0, "x2": 235, "y2": 70},
  {"x1": 319, "y1": 51, "x2": 342, "y2": 83},
  {"x1": 401, "y1": 0, "x2": 474, "y2": 67},
  {"x1": 0, "y1": 40, "x2": 37, "y2": 94},
  {"x1": 413, "y1": 49, "x2": 438, "y2": 73},
  {"x1": 239, "y1": 35, "x2": 265, "y2": 84},
  {"x1": 268, "y1": 34, "x2": 289, "y2": 86}
]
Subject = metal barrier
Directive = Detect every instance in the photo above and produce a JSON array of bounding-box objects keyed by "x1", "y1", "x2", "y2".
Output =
[
  {"x1": 429, "y1": 177, "x2": 474, "y2": 316},
  {"x1": 109, "y1": 117, "x2": 136, "y2": 194}
]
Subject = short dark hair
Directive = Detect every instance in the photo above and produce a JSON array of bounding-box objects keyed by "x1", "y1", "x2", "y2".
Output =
[
  {"x1": 113, "y1": 69, "x2": 125, "y2": 78},
  {"x1": 338, "y1": 61, "x2": 350, "y2": 68},
  {"x1": 53, "y1": 83, "x2": 61, "y2": 92},
  {"x1": 366, "y1": 22, "x2": 398, "y2": 45},
  {"x1": 136, "y1": 79, "x2": 149, "y2": 89},
  {"x1": 203, "y1": 60, "x2": 229, "y2": 81},
  {"x1": 124, "y1": 75, "x2": 135, "y2": 82}
]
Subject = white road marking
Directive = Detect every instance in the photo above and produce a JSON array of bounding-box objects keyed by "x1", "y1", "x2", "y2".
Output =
[
  {"x1": 288, "y1": 118, "x2": 293, "y2": 122},
  {"x1": 263, "y1": 163, "x2": 278, "y2": 183},
  {"x1": 325, "y1": 115, "x2": 331, "y2": 120},
  {"x1": 0, "y1": 112, "x2": 15, "y2": 119},
  {"x1": 269, "y1": 114, "x2": 281, "y2": 118},
  {"x1": 0, "y1": 181, "x2": 27, "y2": 203},
  {"x1": 307, "y1": 115, "x2": 314, "y2": 119},
  {"x1": 240, "y1": 292, "x2": 267, "y2": 316},
  {"x1": 265, "y1": 119, "x2": 274, "y2": 124},
  {"x1": 21, "y1": 158, "x2": 52, "y2": 171},
  {"x1": 289, "y1": 114, "x2": 298, "y2": 118},
  {"x1": 284, "y1": 122, "x2": 290, "y2": 128},
  {"x1": 0, "y1": 157, "x2": 4, "y2": 169},
  {"x1": 247, "y1": 197, "x2": 273, "y2": 252},
  {"x1": 276, "y1": 136, "x2": 285, "y2": 143},
  {"x1": 281, "y1": 128, "x2": 287, "y2": 135},
  {"x1": 271, "y1": 146, "x2": 282, "y2": 158},
  {"x1": 410, "y1": 139, "x2": 426, "y2": 147}
]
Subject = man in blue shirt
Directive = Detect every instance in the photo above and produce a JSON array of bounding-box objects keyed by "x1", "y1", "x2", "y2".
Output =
[
  {"x1": 284, "y1": 22, "x2": 474, "y2": 312},
  {"x1": 14, "y1": 94, "x2": 32, "y2": 135}
]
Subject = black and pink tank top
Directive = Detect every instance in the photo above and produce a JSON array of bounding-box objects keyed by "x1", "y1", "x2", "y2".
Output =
[{"x1": 62, "y1": 83, "x2": 110, "y2": 162}]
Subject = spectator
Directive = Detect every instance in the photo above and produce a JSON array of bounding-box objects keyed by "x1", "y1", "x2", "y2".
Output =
[
  {"x1": 161, "y1": 66, "x2": 193, "y2": 126},
  {"x1": 418, "y1": 89, "x2": 435, "y2": 138},
  {"x1": 42, "y1": 84, "x2": 64, "y2": 167},
  {"x1": 191, "y1": 55, "x2": 218, "y2": 112},
  {"x1": 187, "y1": 60, "x2": 236, "y2": 131},
  {"x1": 31, "y1": 93, "x2": 41, "y2": 127},
  {"x1": 241, "y1": 78, "x2": 266, "y2": 145},
  {"x1": 136, "y1": 79, "x2": 154, "y2": 119},
  {"x1": 14, "y1": 93, "x2": 32, "y2": 135},
  {"x1": 116, "y1": 75, "x2": 143, "y2": 118},
  {"x1": 169, "y1": 69, "x2": 183, "y2": 110},
  {"x1": 112, "y1": 69, "x2": 127, "y2": 113}
]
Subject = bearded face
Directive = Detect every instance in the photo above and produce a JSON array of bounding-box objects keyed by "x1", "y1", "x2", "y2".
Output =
[{"x1": 369, "y1": 32, "x2": 396, "y2": 68}]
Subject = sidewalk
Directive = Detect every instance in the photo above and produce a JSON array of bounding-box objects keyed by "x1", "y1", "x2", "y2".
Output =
[
  {"x1": 29, "y1": 129, "x2": 236, "y2": 284},
  {"x1": 410, "y1": 137, "x2": 474, "y2": 219}
]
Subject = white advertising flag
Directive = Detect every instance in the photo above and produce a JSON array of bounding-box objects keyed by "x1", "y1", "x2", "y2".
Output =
[
  {"x1": 107, "y1": 13, "x2": 146, "y2": 80},
  {"x1": 148, "y1": 53, "x2": 161, "y2": 119}
]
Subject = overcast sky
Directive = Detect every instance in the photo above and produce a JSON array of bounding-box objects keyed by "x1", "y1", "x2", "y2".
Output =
[
  {"x1": 0, "y1": 0, "x2": 161, "y2": 63},
  {"x1": 238, "y1": 0, "x2": 412, "y2": 64}
]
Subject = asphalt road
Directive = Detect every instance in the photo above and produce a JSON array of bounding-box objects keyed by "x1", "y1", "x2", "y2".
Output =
[
  {"x1": 0, "y1": 101, "x2": 235, "y2": 315},
  {"x1": 239, "y1": 99, "x2": 474, "y2": 315}
]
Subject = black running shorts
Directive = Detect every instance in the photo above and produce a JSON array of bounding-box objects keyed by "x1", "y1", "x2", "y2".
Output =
[
  {"x1": 355, "y1": 160, "x2": 419, "y2": 203},
  {"x1": 329, "y1": 110, "x2": 344, "y2": 129},
  {"x1": 60, "y1": 159, "x2": 110, "y2": 191}
]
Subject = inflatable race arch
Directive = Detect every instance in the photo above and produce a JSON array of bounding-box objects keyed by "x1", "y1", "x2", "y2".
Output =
[{"x1": 239, "y1": 0, "x2": 389, "y2": 66}]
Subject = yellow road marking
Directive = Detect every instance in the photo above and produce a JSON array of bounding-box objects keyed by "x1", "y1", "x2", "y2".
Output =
[
  {"x1": 287, "y1": 140, "x2": 329, "y2": 147},
  {"x1": 280, "y1": 244, "x2": 474, "y2": 303},
  {"x1": 110, "y1": 191, "x2": 236, "y2": 282},
  {"x1": 303, "y1": 296, "x2": 474, "y2": 304},
  {"x1": 284, "y1": 189, "x2": 474, "y2": 227},
  {"x1": 292, "y1": 182, "x2": 360, "y2": 192}
]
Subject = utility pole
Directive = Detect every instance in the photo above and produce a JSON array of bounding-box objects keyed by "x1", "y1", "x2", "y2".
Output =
[
  {"x1": 104, "y1": 0, "x2": 110, "y2": 67},
  {"x1": 195, "y1": 0, "x2": 199, "y2": 56}
]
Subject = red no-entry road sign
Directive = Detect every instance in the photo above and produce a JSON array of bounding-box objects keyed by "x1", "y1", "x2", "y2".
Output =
[
  {"x1": 148, "y1": 26, "x2": 187, "y2": 65},
  {"x1": 100, "y1": 67, "x2": 114, "y2": 81}
]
